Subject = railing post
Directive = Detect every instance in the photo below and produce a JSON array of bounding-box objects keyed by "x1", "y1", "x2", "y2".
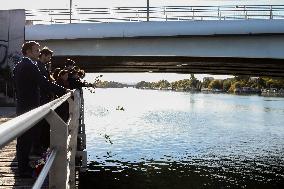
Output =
[
  {"x1": 147, "y1": 0, "x2": 150, "y2": 21},
  {"x1": 69, "y1": 0, "x2": 72, "y2": 23},
  {"x1": 67, "y1": 91, "x2": 80, "y2": 189},
  {"x1": 244, "y1": 5, "x2": 248, "y2": 19},
  {"x1": 76, "y1": 90, "x2": 87, "y2": 172},
  {"x1": 270, "y1": 5, "x2": 273, "y2": 19},
  {"x1": 46, "y1": 110, "x2": 69, "y2": 189},
  {"x1": 218, "y1": 6, "x2": 221, "y2": 20}
]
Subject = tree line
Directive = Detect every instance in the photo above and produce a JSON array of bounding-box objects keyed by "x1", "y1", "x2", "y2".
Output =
[{"x1": 135, "y1": 75, "x2": 284, "y2": 93}]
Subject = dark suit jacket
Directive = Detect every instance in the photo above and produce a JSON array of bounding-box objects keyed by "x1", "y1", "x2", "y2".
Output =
[
  {"x1": 68, "y1": 76, "x2": 87, "y2": 90},
  {"x1": 13, "y1": 57, "x2": 66, "y2": 115},
  {"x1": 37, "y1": 61, "x2": 52, "y2": 105}
]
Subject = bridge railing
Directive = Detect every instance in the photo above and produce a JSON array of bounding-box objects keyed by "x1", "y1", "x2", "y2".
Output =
[
  {"x1": 25, "y1": 5, "x2": 284, "y2": 24},
  {"x1": 0, "y1": 90, "x2": 87, "y2": 189}
]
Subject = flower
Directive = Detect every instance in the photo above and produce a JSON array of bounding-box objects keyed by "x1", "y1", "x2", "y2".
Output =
[{"x1": 30, "y1": 148, "x2": 51, "y2": 177}]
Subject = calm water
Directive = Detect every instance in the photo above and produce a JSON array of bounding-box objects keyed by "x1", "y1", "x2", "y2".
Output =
[{"x1": 79, "y1": 88, "x2": 284, "y2": 189}]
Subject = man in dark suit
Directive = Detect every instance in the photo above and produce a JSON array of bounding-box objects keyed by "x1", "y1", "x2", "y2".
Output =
[{"x1": 13, "y1": 41, "x2": 67, "y2": 178}]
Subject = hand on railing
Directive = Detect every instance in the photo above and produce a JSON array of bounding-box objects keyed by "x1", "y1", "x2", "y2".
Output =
[{"x1": 66, "y1": 89, "x2": 73, "y2": 95}]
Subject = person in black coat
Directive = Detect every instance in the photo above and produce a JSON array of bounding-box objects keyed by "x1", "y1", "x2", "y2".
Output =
[
  {"x1": 64, "y1": 59, "x2": 94, "y2": 90},
  {"x1": 35, "y1": 47, "x2": 54, "y2": 151},
  {"x1": 55, "y1": 69, "x2": 70, "y2": 123},
  {"x1": 37, "y1": 47, "x2": 53, "y2": 104},
  {"x1": 13, "y1": 41, "x2": 67, "y2": 178}
]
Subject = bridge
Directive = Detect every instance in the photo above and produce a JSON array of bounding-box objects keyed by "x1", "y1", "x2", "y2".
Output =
[
  {"x1": 1, "y1": 4, "x2": 284, "y2": 189},
  {"x1": 26, "y1": 19, "x2": 284, "y2": 77},
  {"x1": 24, "y1": 5, "x2": 284, "y2": 77}
]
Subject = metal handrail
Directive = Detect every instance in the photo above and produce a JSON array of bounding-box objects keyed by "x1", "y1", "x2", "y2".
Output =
[
  {"x1": 25, "y1": 5, "x2": 284, "y2": 24},
  {"x1": 32, "y1": 149, "x2": 57, "y2": 189},
  {"x1": 0, "y1": 90, "x2": 84, "y2": 189},
  {"x1": 0, "y1": 92, "x2": 72, "y2": 148}
]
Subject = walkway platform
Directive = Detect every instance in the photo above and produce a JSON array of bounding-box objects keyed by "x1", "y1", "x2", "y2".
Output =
[
  {"x1": 0, "y1": 140, "x2": 42, "y2": 188},
  {"x1": 0, "y1": 126, "x2": 81, "y2": 189},
  {"x1": 0, "y1": 115, "x2": 43, "y2": 188}
]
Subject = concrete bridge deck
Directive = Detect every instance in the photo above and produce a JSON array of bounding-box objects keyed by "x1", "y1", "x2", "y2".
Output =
[{"x1": 26, "y1": 20, "x2": 284, "y2": 77}]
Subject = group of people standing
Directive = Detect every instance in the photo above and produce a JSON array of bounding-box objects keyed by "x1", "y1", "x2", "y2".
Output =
[{"x1": 13, "y1": 41, "x2": 94, "y2": 178}]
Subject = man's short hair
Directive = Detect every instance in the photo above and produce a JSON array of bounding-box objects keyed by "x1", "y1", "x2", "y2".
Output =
[
  {"x1": 21, "y1": 41, "x2": 40, "y2": 56},
  {"x1": 39, "y1": 47, "x2": 53, "y2": 57}
]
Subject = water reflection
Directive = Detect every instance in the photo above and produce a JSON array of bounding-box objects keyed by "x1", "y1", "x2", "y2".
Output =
[
  {"x1": 80, "y1": 156, "x2": 284, "y2": 189},
  {"x1": 80, "y1": 88, "x2": 284, "y2": 188}
]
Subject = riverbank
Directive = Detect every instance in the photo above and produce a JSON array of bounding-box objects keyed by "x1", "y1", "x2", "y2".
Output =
[{"x1": 135, "y1": 87, "x2": 284, "y2": 97}]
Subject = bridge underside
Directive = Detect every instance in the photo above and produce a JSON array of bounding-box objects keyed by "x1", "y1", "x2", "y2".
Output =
[
  {"x1": 27, "y1": 20, "x2": 284, "y2": 77},
  {"x1": 52, "y1": 56, "x2": 284, "y2": 77}
]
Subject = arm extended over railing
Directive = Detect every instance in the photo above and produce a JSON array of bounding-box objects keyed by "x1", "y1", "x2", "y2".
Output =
[{"x1": 0, "y1": 89, "x2": 86, "y2": 189}]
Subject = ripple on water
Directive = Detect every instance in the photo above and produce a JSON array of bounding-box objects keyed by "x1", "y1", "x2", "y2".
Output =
[{"x1": 82, "y1": 88, "x2": 284, "y2": 189}]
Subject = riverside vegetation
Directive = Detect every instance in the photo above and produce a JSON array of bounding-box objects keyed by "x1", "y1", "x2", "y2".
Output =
[{"x1": 95, "y1": 74, "x2": 284, "y2": 96}]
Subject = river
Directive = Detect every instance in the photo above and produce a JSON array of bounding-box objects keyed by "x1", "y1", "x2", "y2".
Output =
[{"x1": 79, "y1": 88, "x2": 284, "y2": 189}]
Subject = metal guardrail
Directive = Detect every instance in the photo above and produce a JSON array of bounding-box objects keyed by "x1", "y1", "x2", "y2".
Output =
[
  {"x1": 0, "y1": 90, "x2": 87, "y2": 189},
  {"x1": 32, "y1": 149, "x2": 57, "y2": 189},
  {"x1": 25, "y1": 5, "x2": 284, "y2": 24}
]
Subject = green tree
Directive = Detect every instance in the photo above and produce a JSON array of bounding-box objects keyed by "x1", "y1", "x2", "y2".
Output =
[
  {"x1": 202, "y1": 78, "x2": 212, "y2": 88},
  {"x1": 189, "y1": 74, "x2": 198, "y2": 88},
  {"x1": 158, "y1": 80, "x2": 170, "y2": 88},
  {"x1": 228, "y1": 81, "x2": 242, "y2": 93},
  {"x1": 223, "y1": 79, "x2": 232, "y2": 92},
  {"x1": 208, "y1": 80, "x2": 223, "y2": 89}
]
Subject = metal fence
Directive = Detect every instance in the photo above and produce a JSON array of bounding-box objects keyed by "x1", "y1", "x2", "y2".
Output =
[
  {"x1": 0, "y1": 90, "x2": 87, "y2": 189},
  {"x1": 25, "y1": 5, "x2": 284, "y2": 25}
]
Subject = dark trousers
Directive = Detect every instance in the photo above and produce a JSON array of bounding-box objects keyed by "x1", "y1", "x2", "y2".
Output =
[
  {"x1": 37, "y1": 119, "x2": 50, "y2": 150},
  {"x1": 16, "y1": 106, "x2": 40, "y2": 173},
  {"x1": 16, "y1": 125, "x2": 41, "y2": 172}
]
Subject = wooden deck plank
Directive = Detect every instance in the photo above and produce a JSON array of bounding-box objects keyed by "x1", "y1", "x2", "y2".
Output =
[{"x1": 0, "y1": 118, "x2": 37, "y2": 188}]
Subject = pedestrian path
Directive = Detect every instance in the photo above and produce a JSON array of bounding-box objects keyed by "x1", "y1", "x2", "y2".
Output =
[
  {"x1": 0, "y1": 139, "x2": 38, "y2": 188},
  {"x1": 0, "y1": 111, "x2": 41, "y2": 188}
]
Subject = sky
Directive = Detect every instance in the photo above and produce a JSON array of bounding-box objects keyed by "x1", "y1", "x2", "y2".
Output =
[
  {"x1": 1, "y1": 0, "x2": 283, "y2": 10},
  {"x1": 2, "y1": 0, "x2": 281, "y2": 83}
]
